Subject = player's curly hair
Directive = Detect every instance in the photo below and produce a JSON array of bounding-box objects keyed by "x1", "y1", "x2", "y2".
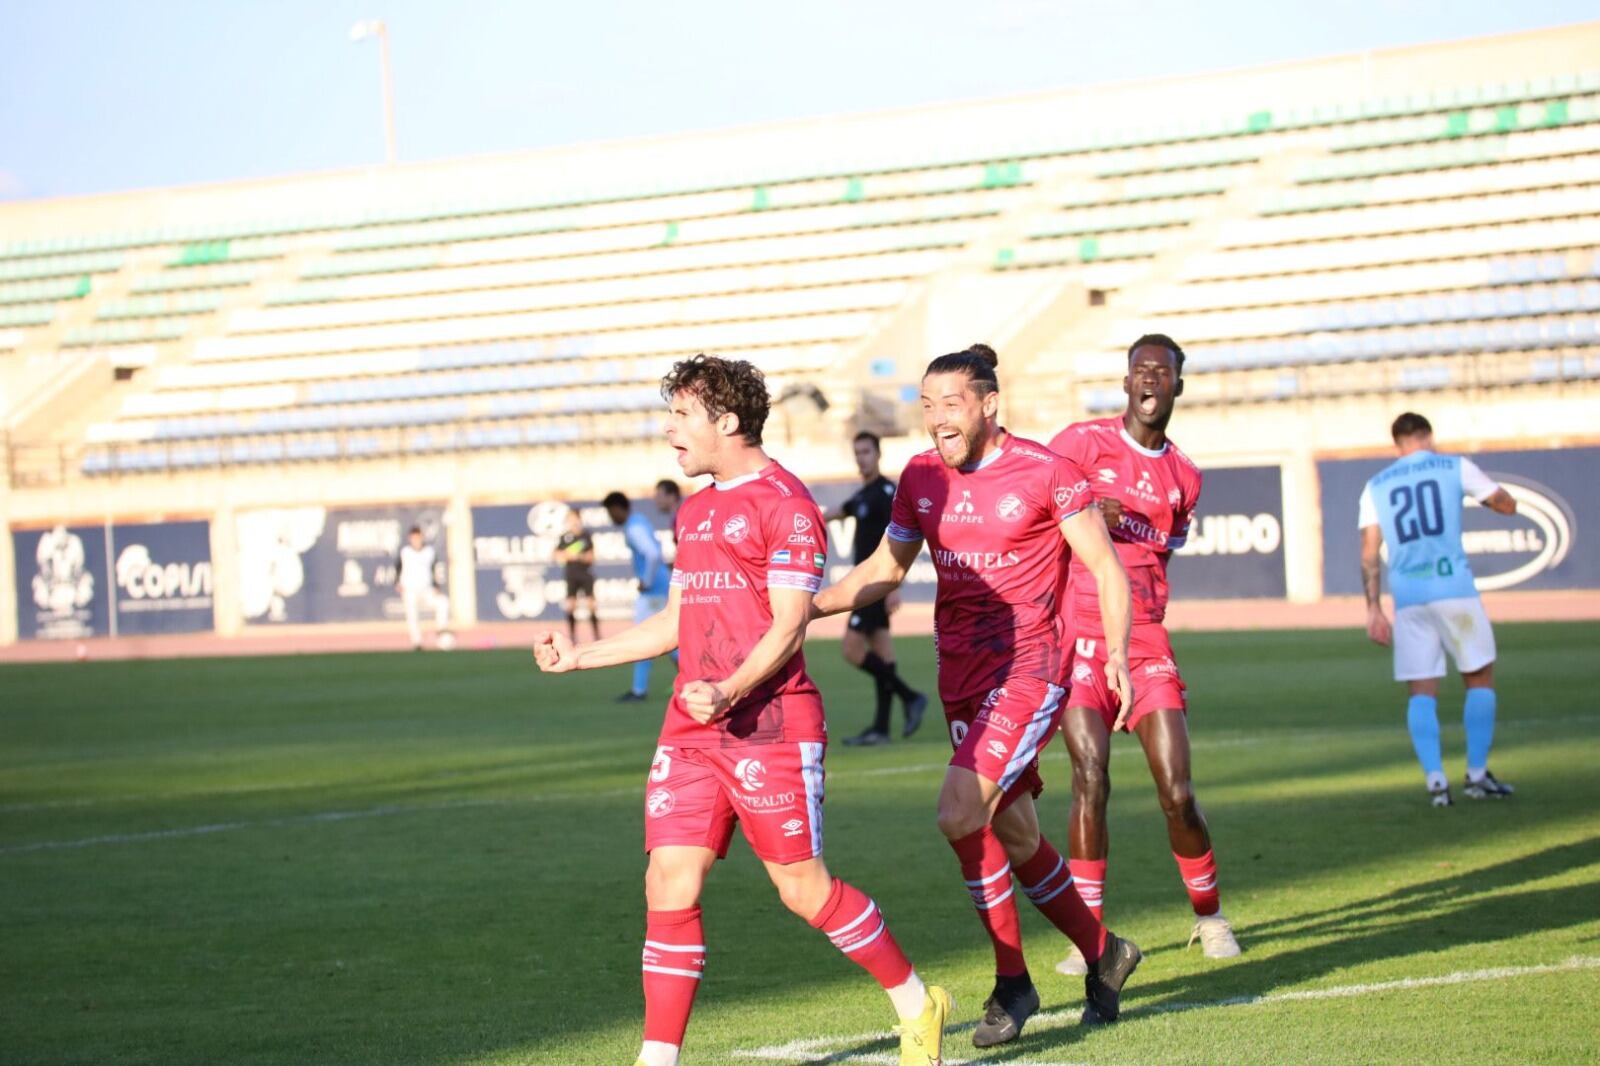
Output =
[{"x1": 660, "y1": 354, "x2": 769, "y2": 445}]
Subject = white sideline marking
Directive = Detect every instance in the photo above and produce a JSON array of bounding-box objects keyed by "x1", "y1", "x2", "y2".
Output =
[{"x1": 731, "y1": 956, "x2": 1600, "y2": 1064}]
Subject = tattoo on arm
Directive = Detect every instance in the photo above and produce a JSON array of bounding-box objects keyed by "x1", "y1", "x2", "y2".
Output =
[{"x1": 1361, "y1": 556, "x2": 1382, "y2": 609}]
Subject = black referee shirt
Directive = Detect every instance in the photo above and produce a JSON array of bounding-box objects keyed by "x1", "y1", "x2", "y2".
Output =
[{"x1": 841, "y1": 475, "x2": 896, "y2": 564}]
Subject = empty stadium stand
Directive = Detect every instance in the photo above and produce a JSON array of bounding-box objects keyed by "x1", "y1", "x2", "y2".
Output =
[{"x1": 2, "y1": 24, "x2": 1597, "y2": 493}]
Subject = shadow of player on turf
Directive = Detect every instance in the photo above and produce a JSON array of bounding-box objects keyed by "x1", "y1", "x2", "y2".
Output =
[{"x1": 954, "y1": 837, "x2": 1600, "y2": 1061}]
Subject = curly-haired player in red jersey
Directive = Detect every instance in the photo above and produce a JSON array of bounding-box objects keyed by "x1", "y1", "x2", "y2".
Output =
[
  {"x1": 535, "y1": 356, "x2": 951, "y2": 1066},
  {"x1": 814, "y1": 345, "x2": 1143, "y2": 1046},
  {"x1": 1048, "y1": 334, "x2": 1242, "y2": 976}
]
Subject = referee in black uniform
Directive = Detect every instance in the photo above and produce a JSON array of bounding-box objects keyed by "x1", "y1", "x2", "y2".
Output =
[{"x1": 827, "y1": 431, "x2": 927, "y2": 745}]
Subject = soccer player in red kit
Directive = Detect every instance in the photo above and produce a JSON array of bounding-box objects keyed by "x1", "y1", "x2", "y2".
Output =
[
  {"x1": 815, "y1": 345, "x2": 1143, "y2": 1046},
  {"x1": 535, "y1": 356, "x2": 951, "y2": 1066},
  {"x1": 1048, "y1": 334, "x2": 1241, "y2": 975}
]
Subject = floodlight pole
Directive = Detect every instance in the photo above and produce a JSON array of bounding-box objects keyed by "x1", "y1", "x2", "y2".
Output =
[{"x1": 351, "y1": 19, "x2": 398, "y2": 165}]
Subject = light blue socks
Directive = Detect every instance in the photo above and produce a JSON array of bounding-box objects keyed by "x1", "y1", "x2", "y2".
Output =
[
  {"x1": 1407, "y1": 694, "x2": 1444, "y2": 785},
  {"x1": 1463, "y1": 688, "x2": 1497, "y2": 777}
]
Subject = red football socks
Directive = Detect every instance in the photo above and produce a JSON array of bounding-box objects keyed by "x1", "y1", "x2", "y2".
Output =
[
  {"x1": 642, "y1": 907, "x2": 705, "y2": 1047},
  {"x1": 950, "y1": 826, "x2": 1028, "y2": 977},
  {"x1": 809, "y1": 878, "x2": 914, "y2": 989},
  {"x1": 1174, "y1": 849, "x2": 1221, "y2": 916},
  {"x1": 1068, "y1": 857, "x2": 1107, "y2": 921},
  {"x1": 1016, "y1": 838, "x2": 1107, "y2": 963}
]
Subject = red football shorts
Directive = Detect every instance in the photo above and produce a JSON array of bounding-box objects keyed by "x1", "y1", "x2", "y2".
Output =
[
  {"x1": 1067, "y1": 624, "x2": 1187, "y2": 731},
  {"x1": 944, "y1": 674, "x2": 1066, "y2": 806},
  {"x1": 642, "y1": 741, "x2": 824, "y2": 865}
]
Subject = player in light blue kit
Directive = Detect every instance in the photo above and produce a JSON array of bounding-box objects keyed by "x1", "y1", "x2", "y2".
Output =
[
  {"x1": 1359, "y1": 413, "x2": 1519, "y2": 807},
  {"x1": 604, "y1": 490, "x2": 675, "y2": 702}
]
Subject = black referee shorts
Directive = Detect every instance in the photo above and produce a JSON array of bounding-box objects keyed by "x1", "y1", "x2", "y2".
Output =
[{"x1": 847, "y1": 600, "x2": 891, "y2": 636}]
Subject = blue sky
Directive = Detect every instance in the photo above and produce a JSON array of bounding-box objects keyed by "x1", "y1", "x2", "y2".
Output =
[{"x1": 1, "y1": 0, "x2": 1595, "y2": 201}]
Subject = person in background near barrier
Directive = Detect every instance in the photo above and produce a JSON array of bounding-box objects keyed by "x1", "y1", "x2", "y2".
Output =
[
  {"x1": 815, "y1": 344, "x2": 1142, "y2": 1046},
  {"x1": 536, "y1": 354, "x2": 952, "y2": 1066},
  {"x1": 1361, "y1": 411, "x2": 1518, "y2": 807},
  {"x1": 824, "y1": 430, "x2": 929, "y2": 746},
  {"x1": 655, "y1": 479, "x2": 682, "y2": 546},
  {"x1": 1047, "y1": 333, "x2": 1241, "y2": 977},
  {"x1": 396, "y1": 525, "x2": 450, "y2": 651},
  {"x1": 605, "y1": 490, "x2": 673, "y2": 703},
  {"x1": 558, "y1": 507, "x2": 601, "y2": 643}
]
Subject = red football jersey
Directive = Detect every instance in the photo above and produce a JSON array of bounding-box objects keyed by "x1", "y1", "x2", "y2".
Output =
[
  {"x1": 1047, "y1": 417, "x2": 1203, "y2": 633},
  {"x1": 887, "y1": 435, "x2": 1093, "y2": 703},
  {"x1": 661, "y1": 462, "x2": 828, "y2": 745}
]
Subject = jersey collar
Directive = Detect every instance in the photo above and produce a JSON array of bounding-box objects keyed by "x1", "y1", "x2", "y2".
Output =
[
  {"x1": 713, "y1": 463, "x2": 771, "y2": 491},
  {"x1": 1119, "y1": 425, "x2": 1168, "y2": 458}
]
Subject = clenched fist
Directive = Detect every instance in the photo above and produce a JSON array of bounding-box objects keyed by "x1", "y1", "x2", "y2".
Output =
[
  {"x1": 680, "y1": 680, "x2": 733, "y2": 724},
  {"x1": 533, "y1": 630, "x2": 579, "y2": 672}
]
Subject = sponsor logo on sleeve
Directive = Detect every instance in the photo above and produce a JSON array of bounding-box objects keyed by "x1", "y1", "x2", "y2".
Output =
[{"x1": 770, "y1": 549, "x2": 792, "y2": 564}]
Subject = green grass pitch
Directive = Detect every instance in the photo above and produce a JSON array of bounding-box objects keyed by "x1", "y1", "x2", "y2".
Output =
[{"x1": 2, "y1": 622, "x2": 1598, "y2": 1064}]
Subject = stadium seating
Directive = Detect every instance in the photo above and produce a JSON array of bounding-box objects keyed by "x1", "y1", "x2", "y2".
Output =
[{"x1": 0, "y1": 61, "x2": 1594, "y2": 476}]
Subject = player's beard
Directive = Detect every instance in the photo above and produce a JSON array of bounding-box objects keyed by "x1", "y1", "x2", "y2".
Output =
[{"x1": 932, "y1": 421, "x2": 982, "y2": 468}]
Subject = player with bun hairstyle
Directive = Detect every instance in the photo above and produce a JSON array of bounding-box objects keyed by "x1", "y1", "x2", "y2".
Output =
[{"x1": 816, "y1": 343, "x2": 1143, "y2": 1044}]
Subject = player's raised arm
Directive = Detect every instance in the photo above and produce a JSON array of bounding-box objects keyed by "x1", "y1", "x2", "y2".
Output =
[
  {"x1": 1060, "y1": 507, "x2": 1134, "y2": 727},
  {"x1": 813, "y1": 533, "x2": 921, "y2": 620},
  {"x1": 534, "y1": 587, "x2": 681, "y2": 672},
  {"x1": 681, "y1": 585, "x2": 812, "y2": 724}
]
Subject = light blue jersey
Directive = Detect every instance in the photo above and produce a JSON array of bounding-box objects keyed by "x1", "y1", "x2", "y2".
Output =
[
  {"x1": 1359, "y1": 449, "x2": 1497, "y2": 610},
  {"x1": 622, "y1": 512, "x2": 671, "y2": 597}
]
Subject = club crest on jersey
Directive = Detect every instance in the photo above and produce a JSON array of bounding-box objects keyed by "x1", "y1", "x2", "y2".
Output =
[
  {"x1": 722, "y1": 514, "x2": 750, "y2": 543},
  {"x1": 734, "y1": 758, "x2": 766, "y2": 792},
  {"x1": 646, "y1": 788, "x2": 676, "y2": 817},
  {"x1": 1169, "y1": 487, "x2": 1183, "y2": 506},
  {"x1": 995, "y1": 494, "x2": 1024, "y2": 522}
]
